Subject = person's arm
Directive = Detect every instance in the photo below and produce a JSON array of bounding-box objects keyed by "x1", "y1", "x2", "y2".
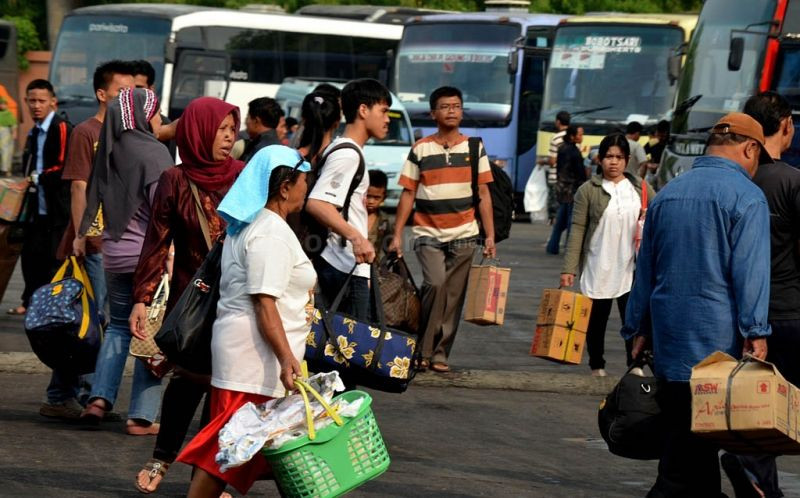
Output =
[
  {"x1": 157, "y1": 117, "x2": 178, "y2": 143},
  {"x1": 731, "y1": 198, "x2": 771, "y2": 360},
  {"x1": 252, "y1": 294, "x2": 302, "y2": 391},
  {"x1": 305, "y1": 199, "x2": 374, "y2": 263},
  {"x1": 621, "y1": 207, "x2": 657, "y2": 354},
  {"x1": 560, "y1": 184, "x2": 589, "y2": 286},
  {"x1": 478, "y1": 183, "x2": 495, "y2": 258},
  {"x1": 71, "y1": 180, "x2": 88, "y2": 257},
  {"x1": 129, "y1": 174, "x2": 174, "y2": 340},
  {"x1": 389, "y1": 189, "x2": 415, "y2": 257}
]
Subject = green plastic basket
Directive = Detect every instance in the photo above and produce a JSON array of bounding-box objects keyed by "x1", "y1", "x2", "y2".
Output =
[{"x1": 261, "y1": 390, "x2": 390, "y2": 498}]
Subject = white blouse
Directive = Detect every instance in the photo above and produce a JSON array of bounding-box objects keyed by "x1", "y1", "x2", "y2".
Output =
[{"x1": 580, "y1": 178, "x2": 641, "y2": 299}]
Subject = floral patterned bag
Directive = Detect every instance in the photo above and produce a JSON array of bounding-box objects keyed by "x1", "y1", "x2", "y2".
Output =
[{"x1": 305, "y1": 263, "x2": 420, "y2": 393}]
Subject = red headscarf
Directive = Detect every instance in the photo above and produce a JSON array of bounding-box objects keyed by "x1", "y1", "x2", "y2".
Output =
[{"x1": 176, "y1": 97, "x2": 245, "y2": 191}]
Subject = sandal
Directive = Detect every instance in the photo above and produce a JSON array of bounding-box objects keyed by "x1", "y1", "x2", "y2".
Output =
[
  {"x1": 417, "y1": 359, "x2": 430, "y2": 371},
  {"x1": 6, "y1": 306, "x2": 25, "y2": 315},
  {"x1": 135, "y1": 458, "x2": 170, "y2": 494},
  {"x1": 126, "y1": 420, "x2": 160, "y2": 436},
  {"x1": 430, "y1": 362, "x2": 451, "y2": 373},
  {"x1": 80, "y1": 400, "x2": 106, "y2": 426}
]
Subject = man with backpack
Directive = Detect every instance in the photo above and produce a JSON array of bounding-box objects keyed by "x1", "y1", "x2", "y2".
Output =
[
  {"x1": 305, "y1": 79, "x2": 390, "y2": 320},
  {"x1": 389, "y1": 86, "x2": 496, "y2": 374}
]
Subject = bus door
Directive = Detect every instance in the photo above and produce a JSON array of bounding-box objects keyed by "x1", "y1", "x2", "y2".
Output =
[{"x1": 169, "y1": 49, "x2": 231, "y2": 120}]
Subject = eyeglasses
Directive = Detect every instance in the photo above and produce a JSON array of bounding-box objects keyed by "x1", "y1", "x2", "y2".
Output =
[{"x1": 436, "y1": 104, "x2": 462, "y2": 112}]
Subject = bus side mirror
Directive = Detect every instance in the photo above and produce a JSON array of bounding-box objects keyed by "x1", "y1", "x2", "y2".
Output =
[
  {"x1": 667, "y1": 54, "x2": 681, "y2": 84},
  {"x1": 508, "y1": 49, "x2": 518, "y2": 74},
  {"x1": 728, "y1": 37, "x2": 744, "y2": 71}
]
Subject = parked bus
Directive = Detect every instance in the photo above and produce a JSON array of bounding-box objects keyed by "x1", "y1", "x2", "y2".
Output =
[
  {"x1": 393, "y1": 12, "x2": 567, "y2": 211},
  {"x1": 295, "y1": 5, "x2": 450, "y2": 24},
  {"x1": 49, "y1": 3, "x2": 403, "y2": 125},
  {"x1": 661, "y1": 0, "x2": 800, "y2": 183},
  {"x1": 538, "y1": 14, "x2": 697, "y2": 169}
]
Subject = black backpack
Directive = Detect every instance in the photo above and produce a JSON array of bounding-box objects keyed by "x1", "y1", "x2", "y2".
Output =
[
  {"x1": 292, "y1": 141, "x2": 366, "y2": 261},
  {"x1": 468, "y1": 137, "x2": 513, "y2": 243}
]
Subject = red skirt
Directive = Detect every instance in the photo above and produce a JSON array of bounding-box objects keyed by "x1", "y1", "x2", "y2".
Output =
[{"x1": 176, "y1": 387, "x2": 273, "y2": 495}]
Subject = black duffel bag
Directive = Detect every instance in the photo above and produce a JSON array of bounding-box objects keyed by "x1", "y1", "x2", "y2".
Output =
[
  {"x1": 154, "y1": 237, "x2": 223, "y2": 375},
  {"x1": 598, "y1": 352, "x2": 665, "y2": 460}
]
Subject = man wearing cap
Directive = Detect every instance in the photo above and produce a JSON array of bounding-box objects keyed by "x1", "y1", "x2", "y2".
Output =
[{"x1": 622, "y1": 112, "x2": 772, "y2": 497}]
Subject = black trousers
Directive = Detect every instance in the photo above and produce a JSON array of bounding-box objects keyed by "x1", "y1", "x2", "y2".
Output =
[
  {"x1": 152, "y1": 374, "x2": 210, "y2": 463},
  {"x1": 648, "y1": 382, "x2": 723, "y2": 498},
  {"x1": 731, "y1": 318, "x2": 800, "y2": 498},
  {"x1": 20, "y1": 215, "x2": 64, "y2": 307},
  {"x1": 585, "y1": 293, "x2": 630, "y2": 370}
]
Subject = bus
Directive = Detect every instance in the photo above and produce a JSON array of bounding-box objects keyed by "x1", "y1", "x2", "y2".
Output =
[
  {"x1": 49, "y1": 3, "x2": 403, "y2": 125},
  {"x1": 661, "y1": 0, "x2": 800, "y2": 183},
  {"x1": 295, "y1": 5, "x2": 450, "y2": 24},
  {"x1": 393, "y1": 12, "x2": 567, "y2": 211},
  {"x1": 538, "y1": 14, "x2": 697, "y2": 170}
]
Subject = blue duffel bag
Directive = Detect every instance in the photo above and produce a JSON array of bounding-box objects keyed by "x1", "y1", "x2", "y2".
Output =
[{"x1": 25, "y1": 256, "x2": 103, "y2": 375}]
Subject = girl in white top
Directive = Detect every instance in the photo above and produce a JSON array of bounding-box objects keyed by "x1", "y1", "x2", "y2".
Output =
[
  {"x1": 560, "y1": 133, "x2": 654, "y2": 377},
  {"x1": 177, "y1": 145, "x2": 314, "y2": 497}
]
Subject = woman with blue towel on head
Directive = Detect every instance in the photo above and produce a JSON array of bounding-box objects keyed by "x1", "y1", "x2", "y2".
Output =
[{"x1": 177, "y1": 145, "x2": 317, "y2": 498}]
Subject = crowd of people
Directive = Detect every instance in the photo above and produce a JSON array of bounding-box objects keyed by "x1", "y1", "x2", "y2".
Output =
[{"x1": 13, "y1": 57, "x2": 496, "y2": 496}]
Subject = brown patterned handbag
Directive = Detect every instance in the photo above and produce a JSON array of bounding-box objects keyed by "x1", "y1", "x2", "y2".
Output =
[
  {"x1": 377, "y1": 254, "x2": 420, "y2": 334},
  {"x1": 129, "y1": 272, "x2": 170, "y2": 359}
]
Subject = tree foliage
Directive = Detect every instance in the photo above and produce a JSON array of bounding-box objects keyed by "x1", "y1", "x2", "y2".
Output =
[{"x1": 2, "y1": 16, "x2": 45, "y2": 70}]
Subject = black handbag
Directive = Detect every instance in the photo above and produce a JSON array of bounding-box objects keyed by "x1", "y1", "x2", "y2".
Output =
[
  {"x1": 305, "y1": 263, "x2": 421, "y2": 393},
  {"x1": 598, "y1": 353, "x2": 666, "y2": 460},
  {"x1": 154, "y1": 183, "x2": 220, "y2": 374}
]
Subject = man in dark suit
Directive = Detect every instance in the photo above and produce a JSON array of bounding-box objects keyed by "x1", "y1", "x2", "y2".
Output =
[{"x1": 10, "y1": 79, "x2": 72, "y2": 315}]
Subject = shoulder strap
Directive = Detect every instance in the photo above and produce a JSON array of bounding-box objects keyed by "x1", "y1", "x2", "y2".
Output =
[
  {"x1": 468, "y1": 137, "x2": 482, "y2": 209},
  {"x1": 318, "y1": 141, "x2": 366, "y2": 248},
  {"x1": 188, "y1": 180, "x2": 212, "y2": 250},
  {"x1": 641, "y1": 180, "x2": 648, "y2": 210}
]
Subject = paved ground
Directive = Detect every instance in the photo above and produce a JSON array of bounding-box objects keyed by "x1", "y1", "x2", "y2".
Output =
[{"x1": 3, "y1": 221, "x2": 800, "y2": 496}]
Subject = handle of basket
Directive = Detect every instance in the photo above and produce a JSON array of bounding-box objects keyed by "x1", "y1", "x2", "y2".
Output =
[
  {"x1": 295, "y1": 379, "x2": 344, "y2": 427},
  {"x1": 294, "y1": 382, "x2": 317, "y2": 440}
]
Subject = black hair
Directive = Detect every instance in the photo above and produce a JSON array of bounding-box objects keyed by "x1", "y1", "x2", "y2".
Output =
[
  {"x1": 93, "y1": 60, "x2": 135, "y2": 93},
  {"x1": 556, "y1": 110, "x2": 571, "y2": 126},
  {"x1": 131, "y1": 60, "x2": 156, "y2": 87},
  {"x1": 285, "y1": 116, "x2": 298, "y2": 129},
  {"x1": 598, "y1": 133, "x2": 630, "y2": 160},
  {"x1": 341, "y1": 78, "x2": 391, "y2": 124},
  {"x1": 368, "y1": 169, "x2": 388, "y2": 190},
  {"x1": 248, "y1": 97, "x2": 283, "y2": 129},
  {"x1": 313, "y1": 83, "x2": 342, "y2": 102},
  {"x1": 626, "y1": 121, "x2": 644, "y2": 135},
  {"x1": 26, "y1": 79, "x2": 55, "y2": 96},
  {"x1": 656, "y1": 119, "x2": 670, "y2": 135},
  {"x1": 429, "y1": 86, "x2": 463, "y2": 110},
  {"x1": 743, "y1": 91, "x2": 792, "y2": 137},
  {"x1": 298, "y1": 92, "x2": 341, "y2": 163},
  {"x1": 564, "y1": 125, "x2": 578, "y2": 142},
  {"x1": 267, "y1": 166, "x2": 302, "y2": 201}
]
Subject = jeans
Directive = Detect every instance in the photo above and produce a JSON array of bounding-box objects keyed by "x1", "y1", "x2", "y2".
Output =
[
  {"x1": 84, "y1": 253, "x2": 108, "y2": 321},
  {"x1": 546, "y1": 202, "x2": 573, "y2": 255},
  {"x1": 89, "y1": 271, "x2": 162, "y2": 422},
  {"x1": 46, "y1": 370, "x2": 79, "y2": 404},
  {"x1": 315, "y1": 257, "x2": 370, "y2": 321}
]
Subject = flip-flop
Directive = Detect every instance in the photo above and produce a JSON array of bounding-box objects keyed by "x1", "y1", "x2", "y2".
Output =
[
  {"x1": 126, "y1": 421, "x2": 160, "y2": 436},
  {"x1": 430, "y1": 362, "x2": 451, "y2": 373},
  {"x1": 6, "y1": 306, "x2": 25, "y2": 315},
  {"x1": 80, "y1": 401, "x2": 105, "y2": 426},
  {"x1": 135, "y1": 458, "x2": 170, "y2": 494}
]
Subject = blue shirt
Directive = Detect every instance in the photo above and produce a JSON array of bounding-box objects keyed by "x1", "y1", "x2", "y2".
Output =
[
  {"x1": 33, "y1": 111, "x2": 54, "y2": 215},
  {"x1": 622, "y1": 155, "x2": 771, "y2": 382}
]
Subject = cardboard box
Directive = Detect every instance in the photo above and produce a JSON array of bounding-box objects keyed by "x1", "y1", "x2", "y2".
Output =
[
  {"x1": 530, "y1": 289, "x2": 592, "y2": 364},
  {"x1": 691, "y1": 351, "x2": 800, "y2": 454},
  {"x1": 0, "y1": 179, "x2": 27, "y2": 222},
  {"x1": 464, "y1": 264, "x2": 510, "y2": 326}
]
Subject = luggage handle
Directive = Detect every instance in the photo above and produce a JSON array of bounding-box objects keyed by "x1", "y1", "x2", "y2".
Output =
[
  {"x1": 294, "y1": 378, "x2": 344, "y2": 441},
  {"x1": 380, "y1": 252, "x2": 420, "y2": 295}
]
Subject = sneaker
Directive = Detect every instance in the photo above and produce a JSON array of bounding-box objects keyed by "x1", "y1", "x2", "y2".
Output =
[
  {"x1": 591, "y1": 369, "x2": 608, "y2": 377},
  {"x1": 39, "y1": 398, "x2": 84, "y2": 420}
]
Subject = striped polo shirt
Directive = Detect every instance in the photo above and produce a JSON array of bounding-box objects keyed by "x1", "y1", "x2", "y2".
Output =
[{"x1": 399, "y1": 135, "x2": 493, "y2": 242}]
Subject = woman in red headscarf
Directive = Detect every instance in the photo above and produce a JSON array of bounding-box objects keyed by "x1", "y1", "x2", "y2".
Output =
[{"x1": 130, "y1": 96, "x2": 243, "y2": 494}]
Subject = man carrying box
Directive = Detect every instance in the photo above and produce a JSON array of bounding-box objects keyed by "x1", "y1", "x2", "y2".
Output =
[{"x1": 622, "y1": 112, "x2": 772, "y2": 497}]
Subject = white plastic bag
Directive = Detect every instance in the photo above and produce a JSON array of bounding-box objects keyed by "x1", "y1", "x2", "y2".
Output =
[{"x1": 523, "y1": 165, "x2": 548, "y2": 222}]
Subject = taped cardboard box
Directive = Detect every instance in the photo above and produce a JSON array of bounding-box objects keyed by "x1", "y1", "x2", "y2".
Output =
[
  {"x1": 530, "y1": 288, "x2": 592, "y2": 364},
  {"x1": 464, "y1": 264, "x2": 510, "y2": 326},
  {"x1": 690, "y1": 351, "x2": 800, "y2": 454},
  {"x1": 0, "y1": 178, "x2": 27, "y2": 222}
]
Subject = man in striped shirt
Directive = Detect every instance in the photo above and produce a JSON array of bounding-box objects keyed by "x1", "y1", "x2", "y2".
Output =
[
  {"x1": 390, "y1": 86, "x2": 495, "y2": 374},
  {"x1": 539, "y1": 110, "x2": 570, "y2": 222}
]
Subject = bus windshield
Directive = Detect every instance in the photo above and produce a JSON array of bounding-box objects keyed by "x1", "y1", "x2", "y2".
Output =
[
  {"x1": 541, "y1": 24, "x2": 683, "y2": 126},
  {"x1": 394, "y1": 22, "x2": 519, "y2": 127},
  {"x1": 51, "y1": 15, "x2": 171, "y2": 101},
  {"x1": 673, "y1": 0, "x2": 776, "y2": 133}
]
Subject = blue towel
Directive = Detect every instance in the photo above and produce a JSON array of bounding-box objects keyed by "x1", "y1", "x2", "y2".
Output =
[{"x1": 218, "y1": 145, "x2": 311, "y2": 236}]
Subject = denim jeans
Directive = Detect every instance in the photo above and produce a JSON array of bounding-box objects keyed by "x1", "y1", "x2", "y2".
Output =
[
  {"x1": 315, "y1": 258, "x2": 370, "y2": 321},
  {"x1": 546, "y1": 202, "x2": 573, "y2": 255},
  {"x1": 84, "y1": 253, "x2": 108, "y2": 321},
  {"x1": 89, "y1": 271, "x2": 162, "y2": 422}
]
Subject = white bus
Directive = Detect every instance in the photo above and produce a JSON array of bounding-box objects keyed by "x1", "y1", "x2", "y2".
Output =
[{"x1": 49, "y1": 3, "x2": 403, "y2": 125}]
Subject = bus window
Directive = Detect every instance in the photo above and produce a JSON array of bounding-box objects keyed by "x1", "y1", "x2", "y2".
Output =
[
  {"x1": 170, "y1": 50, "x2": 230, "y2": 118},
  {"x1": 518, "y1": 52, "x2": 547, "y2": 154},
  {"x1": 774, "y1": 44, "x2": 800, "y2": 108}
]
